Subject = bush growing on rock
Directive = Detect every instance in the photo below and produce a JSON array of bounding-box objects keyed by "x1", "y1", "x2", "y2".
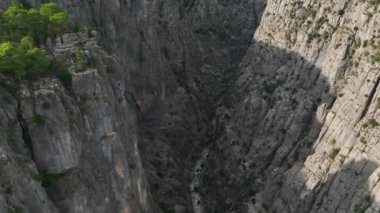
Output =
[
  {"x1": 74, "y1": 46, "x2": 86, "y2": 72},
  {"x1": 369, "y1": 0, "x2": 380, "y2": 7},
  {"x1": 371, "y1": 51, "x2": 380, "y2": 64},
  {"x1": 38, "y1": 171, "x2": 58, "y2": 186},
  {"x1": 55, "y1": 67, "x2": 72, "y2": 88},
  {"x1": 362, "y1": 118, "x2": 379, "y2": 128}
]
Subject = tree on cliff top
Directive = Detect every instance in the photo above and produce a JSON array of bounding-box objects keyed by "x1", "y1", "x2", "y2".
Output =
[
  {"x1": 0, "y1": 2, "x2": 72, "y2": 44},
  {"x1": 40, "y1": 2, "x2": 71, "y2": 39},
  {"x1": 0, "y1": 36, "x2": 50, "y2": 80},
  {"x1": 0, "y1": 2, "x2": 75, "y2": 84}
]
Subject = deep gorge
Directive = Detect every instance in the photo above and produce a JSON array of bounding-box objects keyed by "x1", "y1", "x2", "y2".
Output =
[{"x1": 1, "y1": 0, "x2": 380, "y2": 213}]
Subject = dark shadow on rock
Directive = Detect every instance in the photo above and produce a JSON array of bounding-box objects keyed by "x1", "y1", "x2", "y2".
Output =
[
  {"x1": 199, "y1": 39, "x2": 337, "y2": 212},
  {"x1": 134, "y1": 1, "x2": 267, "y2": 212}
]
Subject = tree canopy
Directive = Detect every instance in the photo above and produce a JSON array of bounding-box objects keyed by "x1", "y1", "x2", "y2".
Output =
[
  {"x1": 0, "y1": 36, "x2": 51, "y2": 80},
  {"x1": 0, "y1": 2, "x2": 73, "y2": 44},
  {"x1": 0, "y1": 2, "x2": 75, "y2": 83}
]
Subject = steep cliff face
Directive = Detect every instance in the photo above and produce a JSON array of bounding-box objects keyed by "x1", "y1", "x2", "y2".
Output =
[
  {"x1": 202, "y1": 0, "x2": 380, "y2": 212},
  {"x1": 1, "y1": 0, "x2": 380, "y2": 213},
  {"x1": 0, "y1": 32, "x2": 155, "y2": 212}
]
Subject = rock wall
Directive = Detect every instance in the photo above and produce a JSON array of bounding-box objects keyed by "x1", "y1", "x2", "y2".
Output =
[
  {"x1": 202, "y1": 0, "x2": 380, "y2": 212},
  {"x1": 0, "y1": 32, "x2": 156, "y2": 213}
]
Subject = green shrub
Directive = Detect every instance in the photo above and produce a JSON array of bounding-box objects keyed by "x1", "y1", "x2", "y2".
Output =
[
  {"x1": 38, "y1": 171, "x2": 58, "y2": 186},
  {"x1": 369, "y1": 0, "x2": 380, "y2": 7},
  {"x1": 339, "y1": 156, "x2": 346, "y2": 165},
  {"x1": 55, "y1": 67, "x2": 72, "y2": 88},
  {"x1": 329, "y1": 148, "x2": 340, "y2": 159},
  {"x1": 360, "y1": 137, "x2": 367, "y2": 144},
  {"x1": 74, "y1": 46, "x2": 86, "y2": 72},
  {"x1": 49, "y1": 59, "x2": 72, "y2": 88},
  {"x1": 363, "y1": 119, "x2": 379, "y2": 128},
  {"x1": 371, "y1": 51, "x2": 380, "y2": 63},
  {"x1": 368, "y1": 119, "x2": 379, "y2": 127},
  {"x1": 73, "y1": 22, "x2": 82, "y2": 33}
]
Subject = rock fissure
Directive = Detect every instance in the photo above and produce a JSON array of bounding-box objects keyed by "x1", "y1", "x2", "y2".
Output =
[
  {"x1": 16, "y1": 101, "x2": 35, "y2": 161},
  {"x1": 359, "y1": 75, "x2": 380, "y2": 120}
]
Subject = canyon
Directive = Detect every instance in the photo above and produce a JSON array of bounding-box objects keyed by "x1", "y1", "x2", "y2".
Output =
[{"x1": 0, "y1": 0, "x2": 379, "y2": 213}]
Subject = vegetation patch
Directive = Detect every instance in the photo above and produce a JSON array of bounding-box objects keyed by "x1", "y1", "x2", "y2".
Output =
[
  {"x1": 329, "y1": 148, "x2": 340, "y2": 159},
  {"x1": 363, "y1": 119, "x2": 379, "y2": 128},
  {"x1": 38, "y1": 171, "x2": 58, "y2": 187},
  {"x1": 369, "y1": 0, "x2": 380, "y2": 7},
  {"x1": 360, "y1": 137, "x2": 367, "y2": 144},
  {"x1": 51, "y1": 60, "x2": 72, "y2": 88},
  {"x1": 354, "y1": 195, "x2": 371, "y2": 213},
  {"x1": 0, "y1": 2, "x2": 73, "y2": 44},
  {"x1": 0, "y1": 37, "x2": 51, "y2": 80},
  {"x1": 0, "y1": 2, "x2": 75, "y2": 87},
  {"x1": 371, "y1": 51, "x2": 380, "y2": 63}
]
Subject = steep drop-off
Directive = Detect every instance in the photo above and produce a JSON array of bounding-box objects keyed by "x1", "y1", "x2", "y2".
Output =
[{"x1": 1, "y1": 0, "x2": 380, "y2": 213}]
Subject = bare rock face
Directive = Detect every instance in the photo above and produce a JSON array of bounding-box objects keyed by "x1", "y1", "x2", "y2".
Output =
[{"x1": 201, "y1": 0, "x2": 380, "y2": 212}]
